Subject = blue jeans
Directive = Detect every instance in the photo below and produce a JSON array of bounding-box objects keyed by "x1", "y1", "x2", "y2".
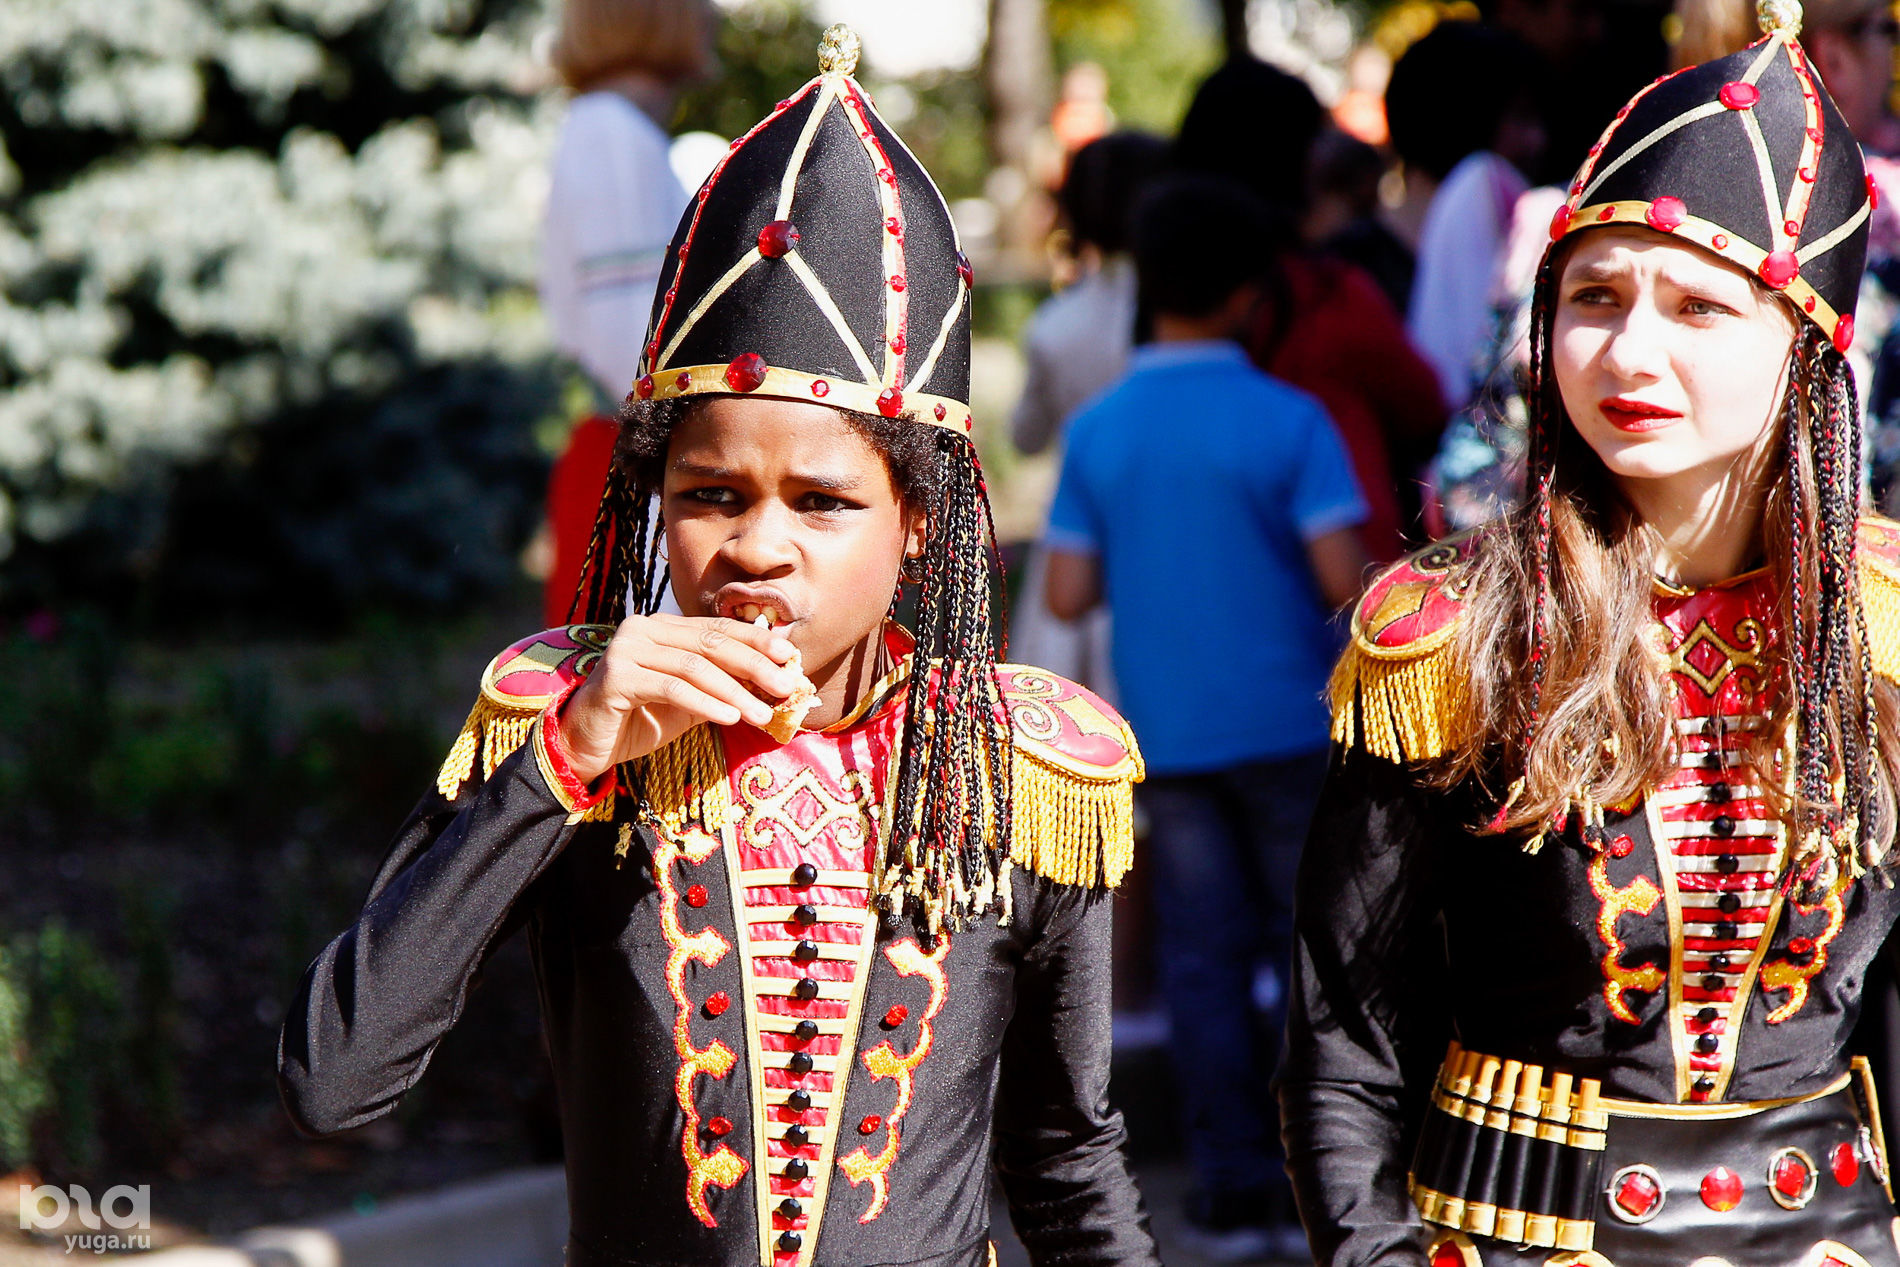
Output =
[{"x1": 1139, "y1": 747, "x2": 1330, "y2": 1207}]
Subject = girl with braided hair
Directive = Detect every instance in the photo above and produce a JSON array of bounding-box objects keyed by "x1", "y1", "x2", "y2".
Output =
[
  {"x1": 1283, "y1": 4, "x2": 1900, "y2": 1265},
  {"x1": 279, "y1": 28, "x2": 1161, "y2": 1267}
]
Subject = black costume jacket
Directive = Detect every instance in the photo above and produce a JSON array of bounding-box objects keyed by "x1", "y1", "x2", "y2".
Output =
[
  {"x1": 1282, "y1": 521, "x2": 1900, "y2": 1267},
  {"x1": 278, "y1": 625, "x2": 1161, "y2": 1267}
]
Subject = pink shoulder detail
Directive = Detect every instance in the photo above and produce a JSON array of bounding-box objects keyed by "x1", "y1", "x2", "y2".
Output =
[
  {"x1": 1858, "y1": 516, "x2": 1900, "y2": 573},
  {"x1": 481, "y1": 624, "x2": 614, "y2": 711},
  {"x1": 994, "y1": 665, "x2": 1142, "y2": 781},
  {"x1": 1350, "y1": 531, "x2": 1484, "y2": 655}
]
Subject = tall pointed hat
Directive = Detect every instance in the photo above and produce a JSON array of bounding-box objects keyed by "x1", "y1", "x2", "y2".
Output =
[
  {"x1": 1546, "y1": 0, "x2": 1874, "y2": 349},
  {"x1": 631, "y1": 25, "x2": 974, "y2": 431}
]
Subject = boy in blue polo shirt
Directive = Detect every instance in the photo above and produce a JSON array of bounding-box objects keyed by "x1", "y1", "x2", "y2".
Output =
[{"x1": 1043, "y1": 174, "x2": 1368, "y2": 1259}]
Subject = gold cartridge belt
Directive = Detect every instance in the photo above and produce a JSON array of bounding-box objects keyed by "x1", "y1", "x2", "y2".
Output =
[{"x1": 1408, "y1": 1042, "x2": 1606, "y2": 1251}]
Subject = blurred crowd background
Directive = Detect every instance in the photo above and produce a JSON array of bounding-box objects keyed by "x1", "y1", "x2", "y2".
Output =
[{"x1": 1, "y1": 0, "x2": 1889, "y2": 1259}]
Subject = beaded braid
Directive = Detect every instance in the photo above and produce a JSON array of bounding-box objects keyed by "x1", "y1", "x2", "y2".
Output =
[
  {"x1": 885, "y1": 427, "x2": 1013, "y2": 934},
  {"x1": 1782, "y1": 325, "x2": 1877, "y2": 892},
  {"x1": 571, "y1": 399, "x2": 1014, "y2": 934},
  {"x1": 1519, "y1": 259, "x2": 1563, "y2": 804}
]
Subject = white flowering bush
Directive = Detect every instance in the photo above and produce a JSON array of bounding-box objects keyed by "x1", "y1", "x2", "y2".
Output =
[{"x1": 0, "y1": 0, "x2": 563, "y2": 614}]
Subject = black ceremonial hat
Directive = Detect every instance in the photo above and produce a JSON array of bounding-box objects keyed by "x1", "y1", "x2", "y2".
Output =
[
  {"x1": 632, "y1": 25, "x2": 974, "y2": 432},
  {"x1": 1548, "y1": 0, "x2": 1873, "y2": 350}
]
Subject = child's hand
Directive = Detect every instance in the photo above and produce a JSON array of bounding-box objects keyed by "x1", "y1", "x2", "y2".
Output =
[{"x1": 558, "y1": 614, "x2": 809, "y2": 784}]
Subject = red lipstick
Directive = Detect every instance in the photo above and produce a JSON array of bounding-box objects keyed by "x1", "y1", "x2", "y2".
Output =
[{"x1": 1598, "y1": 396, "x2": 1683, "y2": 433}]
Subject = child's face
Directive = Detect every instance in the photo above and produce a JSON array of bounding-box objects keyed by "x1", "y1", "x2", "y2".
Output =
[{"x1": 662, "y1": 395, "x2": 924, "y2": 695}]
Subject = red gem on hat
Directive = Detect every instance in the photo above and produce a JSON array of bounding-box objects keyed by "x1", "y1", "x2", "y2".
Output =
[
  {"x1": 884, "y1": 216, "x2": 903, "y2": 238},
  {"x1": 1612, "y1": 1169, "x2": 1662, "y2": 1218},
  {"x1": 810, "y1": 378, "x2": 830, "y2": 398},
  {"x1": 1549, "y1": 204, "x2": 1573, "y2": 240},
  {"x1": 1713, "y1": 233, "x2": 1729, "y2": 249},
  {"x1": 1789, "y1": 936, "x2": 1816, "y2": 955},
  {"x1": 758, "y1": 220, "x2": 800, "y2": 259},
  {"x1": 934, "y1": 403, "x2": 947, "y2": 421},
  {"x1": 957, "y1": 252, "x2": 974, "y2": 287},
  {"x1": 1429, "y1": 1244, "x2": 1463, "y2": 1267},
  {"x1": 1774, "y1": 1152, "x2": 1812, "y2": 1198},
  {"x1": 707, "y1": 1115, "x2": 733, "y2": 1137},
  {"x1": 1645, "y1": 197, "x2": 1687, "y2": 232},
  {"x1": 1784, "y1": 219, "x2": 1801, "y2": 237},
  {"x1": 1700, "y1": 1165, "x2": 1744, "y2": 1211},
  {"x1": 877, "y1": 387, "x2": 904, "y2": 417},
  {"x1": 1598, "y1": 206, "x2": 1616, "y2": 221},
  {"x1": 636, "y1": 375, "x2": 655, "y2": 400},
  {"x1": 1610, "y1": 835, "x2": 1634, "y2": 858},
  {"x1": 675, "y1": 370, "x2": 693, "y2": 390},
  {"x1": 882, "y1": 1005, "x2": 909, "y2": 1027},
  {"x1": 1719, "y1": 81, "x2": 1760, "y2": 110},
  {"x1": 685, "y1": 883, "x2": 708, "y2": 907},
  {"x1": 1869, "y1": 174, "x2": 1882, "y2": 210},
  {"x1": 889, "y1": 274, "x2": 907, "y2": 292},
  {"x1": 1807, "y1": 296, "x2": 1818, "y2": 312},
  {"x1": 889, "y1": 333, "x2": 906, "y2": 355},
  {"x1": 859, "y1": 1115, "x2": 882, "y2": 1135},
  {"x1": 1832, "y1": 1141, "x2": 1861, "y2": 1186},
  {"x1": 1835, "y1": 314, "x2": 1856, "y2": 353},
  {"x1": 705, "y1": 990, "x2": 732, "y2": 1017},
  {"x1": 726, "y1": 353, "x2": 770, "y2": 393},
  {"x1": 1760, "y1": 251, "x2": 1800, "y2": 289}
]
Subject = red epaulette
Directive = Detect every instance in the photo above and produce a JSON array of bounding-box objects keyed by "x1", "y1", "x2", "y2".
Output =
[
  {"x1": 435, "y1": 624, "x2": 614, "y2": 804},
  {"x1": 993, "y1": 665, "x2": 1142, "y2": 890},
  {"x1": 1330, "y1": 531, "x2": 1484, "y2": 763},
  {"x1": 1859, "y1": 516, "x2": 1900, "y2": 685}
]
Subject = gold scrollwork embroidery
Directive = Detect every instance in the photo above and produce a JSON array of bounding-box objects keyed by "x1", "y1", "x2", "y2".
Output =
[
  {"x1": 656, "y1": 828, "x2": 747, "y2": 1225},
  {"x1": 1588, "y1": 850, "x2": 1666, "y2": 1024},
  {"x1": 837, "y1": 936, "x2": 951, "y2": 1221},
  {"x1": 1761, "y1": 883, "x2": 1847, "y2": 1024}
]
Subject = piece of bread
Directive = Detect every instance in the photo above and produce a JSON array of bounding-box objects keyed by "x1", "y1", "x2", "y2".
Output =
[{"x1": 755, "y1": 620, "x2": 817, "y2": 742}]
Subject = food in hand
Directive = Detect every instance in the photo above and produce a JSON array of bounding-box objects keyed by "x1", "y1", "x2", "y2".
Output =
[{"x1": 753, "y1": 613, "x2": 817, "y2": 741}]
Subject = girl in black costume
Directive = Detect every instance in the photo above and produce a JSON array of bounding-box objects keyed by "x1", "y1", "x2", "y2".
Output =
[{"x1": 1283, "y1": 4, "x2": 1900, "y2": 1265}]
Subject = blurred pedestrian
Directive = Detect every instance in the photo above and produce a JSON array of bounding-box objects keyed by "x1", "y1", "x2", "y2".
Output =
[
  {"x1": 1044, "y1": 175, "x2": 1370, "y2": 1262},
  {"x1": 1176, "y1": 57, "x2": 1447, "y2": 561},
  {"x1": 537, "y1": 0, "x2": 716, "y2": 626},
  {"x1": 1393, "y1": 19, "x2": 1546, "y2": 411},
  {"x1": 1308, "y1": 126, "x2": 1414, "y2": 316},
  {"x1": 1010, "y1": 131, "x2": 1165, "y2": 696}
]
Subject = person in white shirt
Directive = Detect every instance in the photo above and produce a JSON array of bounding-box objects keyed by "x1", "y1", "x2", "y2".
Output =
[{"x1": 538, "y1": 0, "x2": 715, "y2": 626}]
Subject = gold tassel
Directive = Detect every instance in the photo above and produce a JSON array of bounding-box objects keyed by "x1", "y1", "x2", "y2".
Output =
[
  {"x1": 1860, "y1": 549, "x2": 1900, "y2": 685},
  {"x1": 1329, "y1": 640, "x2": 1469, "y2": 763},
  {"x1": 435, "y1": 695, "x2": 617, "y2": 821},
  {"x1": 435, "y1": 696, "x2": 530, "y2": 799},
  {"x1": 1006, "y1": 748, "x2": 1136, "y2": 890}
]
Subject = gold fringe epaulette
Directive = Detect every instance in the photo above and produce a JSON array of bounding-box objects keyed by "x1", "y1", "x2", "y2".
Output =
[
  {"x1": 1858, "y1": 515, "x2": 1900, "y2": 685},
  {"x1": 1329, "y1": 533, "x2": 1482, "y2": 764},
  {"x1": 434, "y1": 624, "x2": 616, "y2": 821},
  {"x1": 993, "y1": 665, "x2": 1143, "y2": 891}
]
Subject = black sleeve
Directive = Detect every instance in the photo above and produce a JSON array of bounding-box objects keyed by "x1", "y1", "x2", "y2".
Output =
[
  {"x1": 1277, "y1": 744, "x2": 1450, "y2": 1267},
  {"x1": 993, "y1": 878, "x2": 1163, "y2": 1267},
  {"x1": 275, "y1": 730, "x2": 585, "y2": 1136}
]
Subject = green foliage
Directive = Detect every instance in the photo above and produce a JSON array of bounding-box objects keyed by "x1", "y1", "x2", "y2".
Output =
[
  {"x1": 0, "y1": 0, "x2": 562, "y2": 618},
  {"x1": 1048, "y1": 0, "x2": 1222, "y2": 134},
  {"x1": 0, "y1": 921, "x2": 128, "y2": 1171},
  {"x1": 674, "y1": 0, "x2": 828, "y2": 141},
  {"x1": 0, "y1": 940, "x2": 48, "y2": 1169}
]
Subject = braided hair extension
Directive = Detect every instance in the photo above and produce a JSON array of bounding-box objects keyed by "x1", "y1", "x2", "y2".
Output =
[
  {"x1": 575, "y1": 397, "x2": 1013, "y2": 934},
  {"x1": 1778, "y1": 323, "x2": 1881, "y2": 891},
  {"x1": 1519, "y1": 257, "x2": 1563, "y2": 796},
  {"x1": 884, "y1": 425, "x2": 1014, "y2": 933}
]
